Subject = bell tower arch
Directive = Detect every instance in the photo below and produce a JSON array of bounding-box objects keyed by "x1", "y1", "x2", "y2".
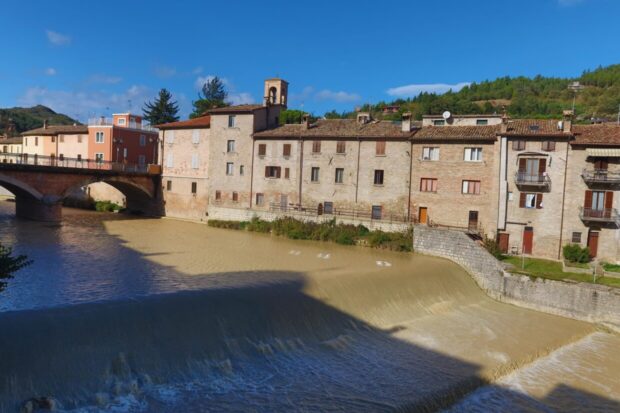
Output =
[{"x1": 263, "y1": 78, "x2": 288, "y2": 108}]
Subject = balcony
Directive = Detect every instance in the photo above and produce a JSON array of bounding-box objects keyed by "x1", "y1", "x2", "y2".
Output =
[
  {"x1": 514, "y1": 172, "x2": 551, "y2": 190},
  {"x1": 88, "y1": 117, "x2": 158, "y2": 132},
  {"x1": 579, "y1": 207, "x2": 620, "y2": 226},
  {"x1": 581, "y1": 169, "x2": 620, "y2": 186}
]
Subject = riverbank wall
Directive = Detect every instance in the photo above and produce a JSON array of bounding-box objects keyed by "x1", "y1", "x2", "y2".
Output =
[{"x1": 413, "y1": 225, "x2": 620, "y2": 332}]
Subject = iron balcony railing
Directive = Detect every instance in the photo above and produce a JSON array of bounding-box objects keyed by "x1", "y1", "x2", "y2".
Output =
[
  {"x1": 0, "y1": 153, "x2": 160, "y2": 175},
  {"x1": 514, "y1": 172, "x2": 551, "y2": 188},
  {"x1": 87, "y1": 117, "x2": 158, "y2": 132},
  {"x1": 579, "y1": 207, "x2": 620, "y2": 225},
  {"x1": 581, "y1": 169, "x2": 620, "y2": 185}
]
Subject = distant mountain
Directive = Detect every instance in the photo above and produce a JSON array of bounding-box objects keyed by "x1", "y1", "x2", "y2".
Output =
[
  {"x1": 333, "y1": 64, "x2": 620, "y2": 122},
  {"x1": 0, "y1": 105, "x2": 79, "y2": 136}
]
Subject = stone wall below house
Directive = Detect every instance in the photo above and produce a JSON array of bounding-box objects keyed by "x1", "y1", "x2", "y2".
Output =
[
  {"x1": 208, "y1": 205, "x2": 411, "y2": 232},
  {"x1": 413, "y1": 224, "x2": 620, "y2": 331}
]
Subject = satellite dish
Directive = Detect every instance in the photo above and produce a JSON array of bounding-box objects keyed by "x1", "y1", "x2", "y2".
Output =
[{"x1": 442, "y1": 111, "x2": 452, "y2": 120}]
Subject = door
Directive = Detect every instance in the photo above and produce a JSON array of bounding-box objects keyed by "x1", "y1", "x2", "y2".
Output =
[
  {"x1": 522, "y1": 226, "x2": 534, "y2": 254},
  {"x1": 498, "y1": 233, "x2": 510, "y2": 253},
  {"x1": 468, "y1": 211, "x2": 479, "y2": 231},
  {"x1": 280, "y1": 194, "x2": 288, "y2": 211},
  {"x1": 587, "y1": 231, "x2": 599, "y2": 258},
  {"x1": 419, "y1": 207, "x2": 428, "y2": 224}
]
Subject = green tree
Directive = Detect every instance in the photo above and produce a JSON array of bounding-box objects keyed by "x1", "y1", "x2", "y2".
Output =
[
  {"x1": 191, "y1": 76, "x2": 228, "y2": 118},
  {"x1": 142, "y1": 89, "x2": 180, "y2": 125},
  {"x1": 279, "y1": 110, "x2": 305, "y2": 125},
  {"x1": 0, "y1": 243, "x2": 31, "y2": 292}
]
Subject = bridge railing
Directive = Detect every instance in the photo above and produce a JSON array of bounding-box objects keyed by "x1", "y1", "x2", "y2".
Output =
[{"x1": 0, "y1": 153, "x2": 156, "y2": 174}]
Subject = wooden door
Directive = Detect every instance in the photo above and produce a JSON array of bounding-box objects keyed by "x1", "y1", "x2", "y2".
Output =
[
  {"x1": 587, "y1": 231, "x2": 599, "y2": 258},
  {"x1": 498, "y1": 233, "x2": 510, "y2": 253},
  {"x1": 280, "y1": 194, "x2": 288, "y2": 211},
  {"x1": 522, "y1": 226, "x2": 533, "y2": 254},
  {"x1": 468, "y1": 211, "x2": 479, "y2": 231},
  {"x1": 419, "y1": 207, "x2": 428, "y2": 224}
]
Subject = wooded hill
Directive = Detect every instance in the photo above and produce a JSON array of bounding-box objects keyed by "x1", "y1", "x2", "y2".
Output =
[
  {"x1": 0, "y1": 105, "x2": 78, "y2": 137},
  {"x1": 328, "y1": 64, "x2": 620, "y2": 122}
]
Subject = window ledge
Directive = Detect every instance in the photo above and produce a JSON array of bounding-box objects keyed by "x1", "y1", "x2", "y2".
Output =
[
  {"x1": 375, "y1": 154, "x2": 387, "y2": 157},
  {"x1": 373, "y1": 184, "x2": 384, "y2": 187}
]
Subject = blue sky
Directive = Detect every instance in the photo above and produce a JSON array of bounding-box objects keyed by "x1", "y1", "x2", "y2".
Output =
[{"x1": 0, "y1": 0, "x2": 618, "y2": 121}]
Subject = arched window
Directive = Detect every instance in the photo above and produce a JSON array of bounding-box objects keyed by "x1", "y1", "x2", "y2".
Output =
[{"x1": 269, "y1": 87, "x2": 277, "y2": 104}]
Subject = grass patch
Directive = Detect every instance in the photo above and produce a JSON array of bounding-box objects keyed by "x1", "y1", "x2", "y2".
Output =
[
  {"x1": 602, "y1": 262, "x2": 620, "y2": 273},
  {"x1": 94, "y1": 201, "x2": 123, "y2": 212},
  {"x1": 208, "y1": 217, "x2": 412, "y2": 252},
  {"x1": 502, "y1": 256, "x2": 620, "y2": 288}
]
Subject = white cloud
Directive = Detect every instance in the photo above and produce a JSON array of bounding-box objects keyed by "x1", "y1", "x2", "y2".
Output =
[
  {"x1": 290, "y1": 86, "x2": 361, "y2": 104},
  {"x1": 386, "y1": 82, "x2": 471, "y2": 97},
  {"x1": 194, "y1": 75, "x2": 216, "y2": 91},
  {"x1": 87, "y1": 74, "x2": 123, "y2": 84},
  {"x1": 228, "y1": 93, "x2": 254, "y2": 105},
  {"x1": 46, "y1": 30, "x2": 71, "y2": 46},
  {"x1": 154, "y1": 66, "x2": 176, "y2": 78},
  {"x1": 18, "y1": 85, "x2": 153, "y2": 121},
  {"x1": 192, "y1": 66, "x2": 204, "y2": 75},
  {"x1": 44, "y1": 68, "x2": 56, "y2": 76}
]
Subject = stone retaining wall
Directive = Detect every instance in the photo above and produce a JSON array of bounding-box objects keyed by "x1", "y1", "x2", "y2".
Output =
[
  {"x1": 413, "y1": 225, "x2": 620, "y2": 331},
  {"x1": 208, "y1": 205, "x2": 411, "y2": 232}
]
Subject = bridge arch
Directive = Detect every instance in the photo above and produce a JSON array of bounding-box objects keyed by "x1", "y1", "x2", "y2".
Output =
[{"x1": 0, "y1": 173, "x2": 44, "y2": 201}]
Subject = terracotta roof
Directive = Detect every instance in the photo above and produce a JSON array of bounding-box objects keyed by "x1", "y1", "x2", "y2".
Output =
[
  {"x1": 423, "y1": 114, "x2": 502, "y2": 118},
  {"x1": 156, "y1": 115, "x2": 211, "y2": 130},
  {"x1": 413, "y1": 125, "x2": 500, "y2": 140},
  {"x1": 573, "y1": 124, "x2": 620, "y2": 146},
  {"x1": 207, "y1": 104, "x2": 265, "y2": 114},
  {"x1": 502, "y1": 119, "x2": 568, "y2": 137},
  {"x1": 254, "y1": 119, "x2": 418, "y2": 139},
  {"x1": 22, "y1": 124, "x2": 88, "y2": 136},
  {"x1": 0, "y1": 136, "x2": 23, "y2": 144}
]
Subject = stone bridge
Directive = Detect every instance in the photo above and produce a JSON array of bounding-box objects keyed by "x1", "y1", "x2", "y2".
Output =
[{"x1": 0, "y1": 155, "x2": 162, "y2": 221}]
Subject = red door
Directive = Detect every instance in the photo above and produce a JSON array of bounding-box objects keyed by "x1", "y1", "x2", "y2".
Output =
[
  {"x1": 587, "y1": 231, "x2": 599, "y2": 258},
  {"x1": 522, "y1": 227, "x2": 533, "y2": 254},
  {"x1": 498, "y1": 233, "x2": 510, "y2": 253}
]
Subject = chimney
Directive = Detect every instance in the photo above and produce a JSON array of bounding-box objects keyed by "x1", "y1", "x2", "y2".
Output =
[
  {"x1": 562, "y1": 110, "x2": 573, "y2": 133},
  {"x1": 401, "y1": 112, "x2": 412, "y2": 132},
  {"x1": 356, "y1": 112, "x2": 370, "y2": 125},
  {"x1": 43, "y1": 120, "x2": 48, "y2": 129},
  {"x1": 500, "y1": 108, "x2": 509, "y2": 134},
  {"x1": 301, "y1": 113, "x2": 310, "y2": 129}
]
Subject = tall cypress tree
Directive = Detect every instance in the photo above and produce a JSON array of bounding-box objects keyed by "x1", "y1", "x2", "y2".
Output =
[{"x1": 143, "y1": 89, "x2": 180, "y2": 125}]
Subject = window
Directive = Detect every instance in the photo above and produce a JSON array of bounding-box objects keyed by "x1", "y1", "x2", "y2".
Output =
[
  {"x1": 265, "y1": 166, "x2": 281, "y2": 178},
  {"x1": 191, "y1": 154, "x2": 199, "y2": 169},
  {"x1": 239, "y1": 165, "x2": 245, "y2": 175},
  {"x1": 256, "y1": 193, "x2": 264, "y2": 206},
  {"x1": 166, "y1": 180, "x2": 172, "y2": 191},
  {"x1": 324, "y1": 201, "x2": 333, "y2": 214},
  {"x1": 572, "y1": 232, "x2": 582, "y2": 243},
  {"x1": 283, "y1": 144, "x2": 291, "y2": 157},
  {"x1": 227, "y1": 140, "x2": 235, "y2": 153},
  {"x1": 476, "y1": 119, "x2": 488, "y2": 125},
  {"x1": 123, "y1": 148, "x2": 128, "y2": 158},
  {"x1": 335, "y1": 168, "x2": 344, "y2": 183},
  {"x1": 372, "y1": 205, "x2": 382, "y2": 220},
  {"x1": 284, "y1": 167, "x2": 290, "y2": 179},
  {"x1": 512, "y1": 140, "x2": 526, "y2": 151},
  {"x1": 51, "y1": 136, "x2": 56, "y2": 143},
  {"x1": 433, "y1": 120, "x2": 445, "y2": 126},
  {"x1": 258, "y1": 144, "x2": 266, "y2": 156},
  {"x1": 140, "y1": 135, "x2": 146, "y2": 146},
  {"x1": 462, "y1": 180, "x2": 481, "y2": 195},
  {"x1": 541, "y1": 141, "x2": 556, "y2": 152},
  {"x1": 59, "y1": 135, "x2": 64, "y2": 143},
  {"x1": 336, "y1": 141, "x2": 346, "y2": 154},
  {"x1": 226, "y1": 162, "x2": 234, "y2": 175},
  {"x1": 35, "y1": 137, "x2": 39, "y2": 146},
  {"x1": 374, "y1": 169, "x2": 384, "y2": 185},
  {"x1": 311, "y1": 167, "x2": 320, "y2": 182},
  {"x1": 77, "y1": 154, "x2": 82, "y2": 161},
  {"x1": 118, "y1": 118, "x2": 126, "y2": 125},
  {"x1": 376, "y1": 140, "x2": 386, "y2": 156},
  {"x1": 166, "y1": 153, "x2": 174, "y2": 168},
  {"x1": 78, "y1": 135, "x2": 83, "y2": 143},
  {"x1": 192, "y1": 130, "x2": 200, "y2": 144},
  {"x1": 165, "y1": 131, "x2": 175, "y2": 144},
  {"x1": 464, "y1": 147, "x2": 483, "y2": 161},
  {"x1": 95, "y1": 153, "x2": 104, "y2": 162},
  {"x1": 138, "y1": 155, "x2": 146, "y2": 165},
  {"x1": 519, "y1": 193, "x2": 543, "y2": 209},
  {"x1": 215, "y1": 190, "x2": 221, "y2": 201},
  {"x1": 232, "y1": 191, "x2": 238, "y2": 202},
  {"x1": 228, "y1": 115, "x2": 236, "y2": 128},
  {"x1": 191, "y1": 182, "x2": 197, "y2": 194},
  {"x1": 312, "y1": 140, "x2": 321, "y2": 154},
  {"x1": 95, "y1": 132, "x2": 104, "y2": 143},
  {"x1": 420, "y1": 178, "x2": 438, "y2": 192},
  {"x1": 422, "y1": 147, "x2": 440, "y2": 161}
]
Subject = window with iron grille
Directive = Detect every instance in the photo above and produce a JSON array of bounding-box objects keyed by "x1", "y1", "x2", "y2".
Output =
[{"x1": 571, "y1": 232, "x2": 581, "y2": 243}]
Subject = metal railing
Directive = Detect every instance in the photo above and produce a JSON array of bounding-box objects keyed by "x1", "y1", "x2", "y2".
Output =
[
  {"x1": 268, "y1": 202, "x2": 413, "y2": 223},
  {"x1": 581, "y1": 169, "x2": 620, "y2": 185},
  {"x1": 515, "y1": 172, "x2": 551, "y2": 187},
  {"x1": 0, "y1": 153, "x2": 158, "y2": 174},
  {"x1": 87, "y1": 117, "x2": 158, "y2": 132},
  {"x1": 579, "y1": 207, "x2": 619, "y2": 225}
]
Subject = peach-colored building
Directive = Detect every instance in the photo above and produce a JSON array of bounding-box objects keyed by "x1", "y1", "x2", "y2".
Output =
[{"x1": 21, "y1": 123, "x2": 89, "y2": 160}]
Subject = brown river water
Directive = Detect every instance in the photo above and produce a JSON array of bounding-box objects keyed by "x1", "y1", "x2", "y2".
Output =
[{"x1": 0, "y1": 201, "x2": 618, "y2": 412}]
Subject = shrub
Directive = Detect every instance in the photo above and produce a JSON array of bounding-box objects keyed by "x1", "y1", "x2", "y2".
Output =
[
  {"x1": 207, "y1": 220, "x2": 247, "y2": 230},
  {"x1": 246, "y1": 216, "x2": 272, "y2": 233},
  {"x1": 563, "y1": 244, "x2": 591, "y2": 264},
  {"x1": 94, "y1": 201, "x2": 122, "y2": 212},
  {"x1": 0, "y1": 243, "x2": 31, "y2": 292},
  {"x1": 483, "y1": 236, "x2": 504, "y2": 259}
]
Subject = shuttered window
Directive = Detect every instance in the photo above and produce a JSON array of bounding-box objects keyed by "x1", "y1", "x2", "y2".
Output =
[
  {"x1": 192, "y1": 130, "x2": 200, "y2": 144},
  {"x1": 191, "y1": 182, "x2": 197, "y2": 194},
  {"x1": 519, "y1": 193, "x2": 543, "y2": 209},
  {"x1": 166, "y1": 153, "x2": 174, "y2": 168},
  {"x1": 284, "y1": 167, "x2": 290, "y2": 179},
  {"x1": 232, "y1": 192, "x2": 238, "y2": 202},
  {"x1": 312, "y1": 141, "x2": 321, "y2": 154},
  {"x1": 165, "y1": 131, "x2": 174, "y2": 144},
  {"x1": 376, "y1": 140, "x2": 386, "y2": 156},
  {"x1": 512, "y1": 140, "x2": 525, "y2": 151},
  {"x1": 420, "y1": 178, "x2": 438, "y2": 192},
  {"x1": 258, "y1": 144, "x2": 266, "y2": 156},
  {"x1": 265, "y1": 166, "x2": 281, "y2": 178},
  {"x1": 336, "y1": 141, "x2": 346, "y2": 154},
  {"x1": 283, "y1": 143, "x2": 291, "y2": 157},
  {"x1": 191, "y1": 154, "x2": 199, "y2": 169},
  {"x1": 462, "y1": 180, "x2": 481, "y2": 195},
  {"x1": 541, "y1": 141, "x2": 556, "y2": 152}
]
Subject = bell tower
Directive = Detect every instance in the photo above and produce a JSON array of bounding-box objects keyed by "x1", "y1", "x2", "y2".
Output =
[{"x1": 263, "y1": 78, "x2": 288, "y2": 108}]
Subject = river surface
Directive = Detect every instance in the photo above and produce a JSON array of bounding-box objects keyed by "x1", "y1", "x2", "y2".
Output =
[{"x1": 0, "y1": 200, "x2": 618, "y2": 412}]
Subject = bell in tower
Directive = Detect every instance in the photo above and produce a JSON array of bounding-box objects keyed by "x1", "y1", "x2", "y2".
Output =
[{"x1": 263, "y1": 78, "x2": 288, "y2": 108}]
